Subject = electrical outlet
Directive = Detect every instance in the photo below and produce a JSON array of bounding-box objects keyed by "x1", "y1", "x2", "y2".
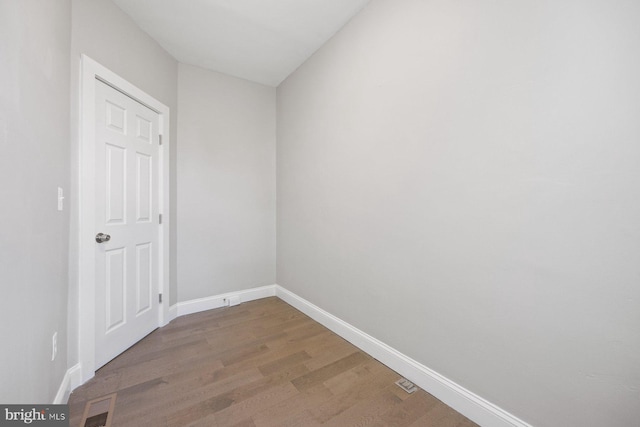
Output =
[
  {"x1": 223, "y1": 296, "x2": 241, "y2": 307},
  {"x1": 57, "y1": 187, "x2": 64, "y2": 211},
  {"x1": 51, "y1": 332, "x2": 57, "y2": 361}
]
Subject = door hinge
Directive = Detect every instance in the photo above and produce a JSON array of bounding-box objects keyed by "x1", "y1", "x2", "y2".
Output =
[
  {"x1": 159, "y1": 293, "x2": 163, "y2": 304},
  {"x1": 159, "y1": 213, "x2": 163, "y2": 224},
  {"x1": 159, "y1": 134, "x2": 163, "y2": 145}
]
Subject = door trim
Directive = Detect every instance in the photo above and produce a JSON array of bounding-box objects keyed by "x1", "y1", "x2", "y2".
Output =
[{"x1": 78, "y1": 55, "x2": 171, "y2": 383}]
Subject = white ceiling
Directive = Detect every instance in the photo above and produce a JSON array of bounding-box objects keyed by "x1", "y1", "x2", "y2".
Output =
[{"x1": 112, "y1": 0, "x2": 371, "y2": 87}]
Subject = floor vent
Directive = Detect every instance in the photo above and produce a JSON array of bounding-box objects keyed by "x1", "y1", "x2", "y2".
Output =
[
  {"x1": 80, "y1": 393, "x2": 116, "y2": 427},
  {"x1": 395, "y1": 378, "x2": 418, "y2": 394}
]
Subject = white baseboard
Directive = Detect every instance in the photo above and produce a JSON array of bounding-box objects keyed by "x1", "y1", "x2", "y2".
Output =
[
  {"x1": 53, "y1": 363, "x2": 82, "y2": 404},
  {"x1": 176, "y1": 285, "x2": 277, "y2": 317},
  {"x1": 274, "y1": 285, "x2": 532, "y2": 427},
  {"x1": 168, "y1": 304, "x2": 178, "y2": 324}
]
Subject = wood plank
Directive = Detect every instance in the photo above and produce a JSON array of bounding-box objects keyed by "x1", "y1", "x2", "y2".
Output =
[
  {"x1": 374, "y1": 391, "x2": 443, "y2": 427},
  {"x1": 307, "y1": 360, "x2": 399, "y2": 423},
  {"x1": 290, "y1": 351, "x2": 370, "y2": 392},
  {"x1": 251, "y1": 384, "x2": 332, "y2": 427},
  {"x1": 322, "y1": 387, "x2": 403, "y2": 426}
]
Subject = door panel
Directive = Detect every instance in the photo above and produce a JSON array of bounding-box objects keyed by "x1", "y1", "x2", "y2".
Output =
[
  {"x1": 105, "y1": 247, "x2": 126, "y2": 332},
  {"x1": 106, "y1": 143, "x2": 126, "y2": 224},
  {"x1": 135, "y1": 242, "x2": 152, "y2": 315},
  {"x1": 95, "y1": 79, "x2": 160, "y2": 369},
  {"x1": 136, "y1": 153, "x2": 152, "y2": 222}
]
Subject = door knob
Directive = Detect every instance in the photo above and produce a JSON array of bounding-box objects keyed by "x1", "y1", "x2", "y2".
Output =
[{"x1": 95, "y1": 233, "x2": 111, "y2": 243}]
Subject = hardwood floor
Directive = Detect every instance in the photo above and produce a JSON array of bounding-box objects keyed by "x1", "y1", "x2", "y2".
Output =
[{"x1": 69, "y1": 297, "x2": 479, "y2": 427}]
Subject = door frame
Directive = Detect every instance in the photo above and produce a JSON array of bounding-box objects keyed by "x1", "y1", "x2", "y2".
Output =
[{"x1": 78, "y1": 55, "x2": 171, "y2": 383}]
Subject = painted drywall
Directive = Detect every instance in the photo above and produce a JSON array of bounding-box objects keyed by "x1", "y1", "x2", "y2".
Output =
[
  {"x1": 68, "y1": 0, "x2": 179, "y2": 368},
  {"x1": 0, "y1": 0, "x2": 71, "y2": 402},
  {"x1": 177, "y1": 64, "x2": 276, "y2": 302},
  {"x1": 276, "y1": 1, "x2": 640, "y2": 426}
]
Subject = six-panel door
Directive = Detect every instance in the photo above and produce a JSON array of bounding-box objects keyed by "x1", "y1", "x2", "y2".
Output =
[{"x1": 94, "y1": 80, "x2": 160, "y2": 369}]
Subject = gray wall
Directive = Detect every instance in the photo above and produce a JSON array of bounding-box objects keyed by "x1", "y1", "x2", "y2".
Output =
[
  {"x1": 177, "y1": 64, "x2": 276, "y2": 302},
  {"x1": 276, "y1": 1, "x2": 640, "y2": 426},
  {"x1": 0, "y1": 0, "x2": 71, "y2": 403},
  {"x1": 68, "y1": 0, "x2": 179, "y2": 366}
]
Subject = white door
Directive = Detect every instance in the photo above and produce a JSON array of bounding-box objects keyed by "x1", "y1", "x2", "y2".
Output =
[{"x1": 94, "y1": 79, "x2": 160, "y2": 368}]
